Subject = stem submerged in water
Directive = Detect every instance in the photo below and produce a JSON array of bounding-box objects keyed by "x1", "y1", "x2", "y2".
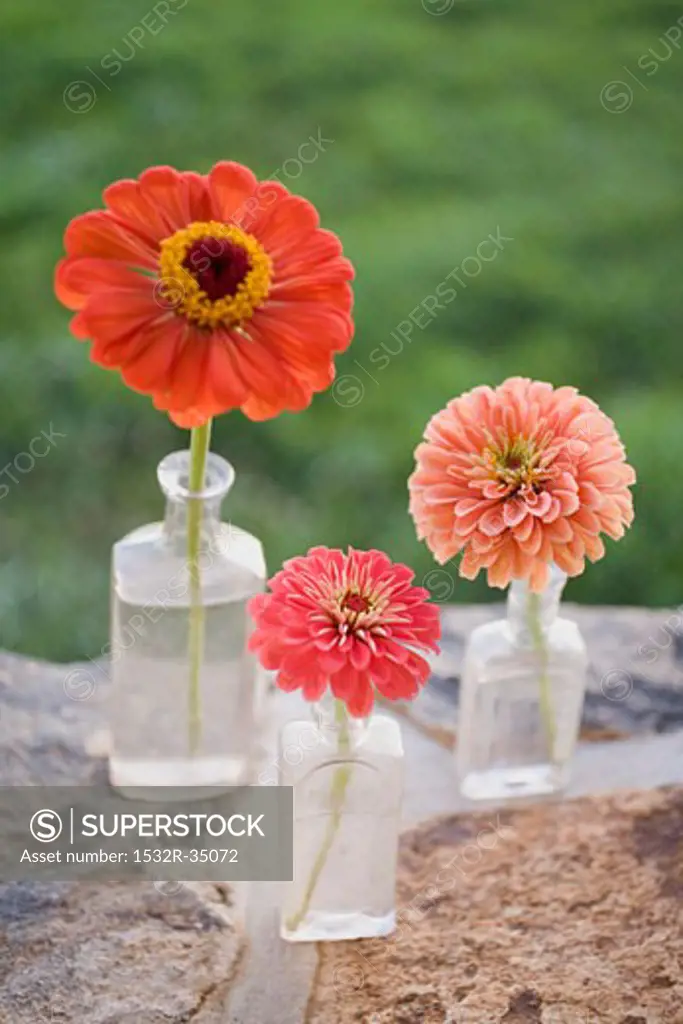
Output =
[
  {"x1": 527, "y1": 590, "x2": 556, "y2": 760},
  {"x1": 187, "y1": 418, "x2": 213, "y2": 757},
  {"x1": 285, "y1": 699, "x2": 352, "y2": 933}
]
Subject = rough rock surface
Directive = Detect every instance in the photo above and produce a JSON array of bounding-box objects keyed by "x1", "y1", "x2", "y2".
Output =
[
  {"x1": 0, "y1": 651, "x2": 244, "y2": 1024},
  {"x1": 1, "y1": 881, "x2": 243, "y2": 1024},
  {"x1": 308, "y1": 787, "x2": 683, "y2": 1024},
  {"x1": 406, "y1": 603, "x2": 683, "y2": 746}
]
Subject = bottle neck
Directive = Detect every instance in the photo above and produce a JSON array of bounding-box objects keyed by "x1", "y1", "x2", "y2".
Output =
[
  {"x1": 312, "y1": 694, "x2": 370, "y2": 749},
  {"x1": 157, "y1": 450, "x2": 234, "y2": 552},
  {"x1": 163, "y1": 496, "x2": 224, "y2": 547},
  {"x1": 506, "y1": 563, "x2": 567, "y2": 643}
]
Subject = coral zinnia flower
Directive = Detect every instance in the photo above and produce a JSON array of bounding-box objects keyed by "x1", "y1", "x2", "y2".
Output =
[
  {"x1": 409, "y1": 377, "x2": 636, "y2": 592},
  {"x1": 55, "y1": 163, "x2": 354, "y2": 426},
  {"x1": 248, "y1": 546, "x2": 441, "y2": 716}
]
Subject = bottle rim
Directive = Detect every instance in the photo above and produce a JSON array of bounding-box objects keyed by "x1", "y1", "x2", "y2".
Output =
[{"x1": 157, "y1": 450, "x2": 235, "y2": 502}]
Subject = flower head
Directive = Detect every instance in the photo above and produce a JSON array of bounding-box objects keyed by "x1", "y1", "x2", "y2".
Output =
[
  {"x1": 409, "y1": 377, "x2": 636, "y2": 591},
  {"x1": 248, "y1": 546, "x2": 441, "y2": 716},
  {"x1": 55, "y1": 163, "x2": 354, "y2": 427}
]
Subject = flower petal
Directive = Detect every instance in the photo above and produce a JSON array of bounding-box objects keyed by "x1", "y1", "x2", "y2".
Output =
[
  {"x1": 137, "y1": 165, "x2": 194, "y2": 233},
  {"x1": 64, "y1": 211, "x2": 157, "y2": 269},
  {"x1": 55, "y1": 258, "x2": 149, "y2": 311},
  {"x1": 209, "y1": 161, "x2": 259, "y2": 223}
]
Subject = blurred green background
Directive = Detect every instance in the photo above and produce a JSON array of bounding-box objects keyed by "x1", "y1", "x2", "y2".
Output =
[{"x1": 1, "y1": 0, "x2": 682, "y2": 661}]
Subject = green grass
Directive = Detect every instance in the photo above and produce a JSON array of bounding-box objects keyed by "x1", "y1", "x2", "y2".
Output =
[{"x1": 1, "y1": 0, "x2": 682, "y2": 659}]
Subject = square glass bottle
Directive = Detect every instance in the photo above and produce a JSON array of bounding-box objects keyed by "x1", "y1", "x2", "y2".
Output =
[
  {"x1": 279, "y1": 697, "x2": 403, "y2": 942},
  {"x1": 456, "y1": 564, "x2": 588, "y2": 802},
  {"x1": 108, "y1": 450, "x2": 266, "y2": 796}
]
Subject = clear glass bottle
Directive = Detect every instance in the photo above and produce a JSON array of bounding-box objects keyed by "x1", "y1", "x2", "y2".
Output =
[
  {"x1": 108, "y1": 450, "x2": 266, "y2": 796},
  {"x1": 456, "y1": 564, "x2": 588, "y2": 802},
  {"x1": 279, "y1": 697, "x2": 403, "y2": 942}
]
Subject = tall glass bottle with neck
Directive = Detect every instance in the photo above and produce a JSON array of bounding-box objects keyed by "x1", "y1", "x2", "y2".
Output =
[
  {"x1": 109, "y1": 450, "x2": 266, "y2": 796},
  {"x1": 279, "y1": 694, "x2": 403, "y2": 942},
  {"x1": 457, "y1": 564, "x2": 587, "y2": 802}
]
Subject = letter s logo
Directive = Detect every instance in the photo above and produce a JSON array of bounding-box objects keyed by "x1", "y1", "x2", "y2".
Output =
[{"x1": 30, "y1": 809, "x2": 63, "y2": 842}]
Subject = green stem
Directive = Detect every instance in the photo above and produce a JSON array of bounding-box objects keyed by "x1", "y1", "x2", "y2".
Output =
[
  {"x1": 527, "y1": 590, "x2": 556, "y2": 761},
  {"x1": 286, "y1": 699, "x2": 352, "y2": 933},
  {"x1": 187, "y1": 418, "x2": 213, "y2": 757}
]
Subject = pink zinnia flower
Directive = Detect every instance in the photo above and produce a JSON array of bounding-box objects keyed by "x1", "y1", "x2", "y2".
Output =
[
  {"x1": 408, "y1": 377, "x2": 636, "y2": 592},
  {"x1": 247, "y1": 546, "x2": 441, "y2": 716}
]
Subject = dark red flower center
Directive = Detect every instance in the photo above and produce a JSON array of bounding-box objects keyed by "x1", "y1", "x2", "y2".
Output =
[
  {"x1": 342, "y1": 592, "x2": 371, "y2": 615},
  {"x1": 182, "y1": 236, "x2": 252, "y2": 301}
]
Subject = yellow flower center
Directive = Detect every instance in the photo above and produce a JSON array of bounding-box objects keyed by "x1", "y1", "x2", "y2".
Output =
[
  {"x1": 157, "y1": 220, "x2": 271, "y2": 328},
  {"x1": 485, "y1": 435, "x2": 547, "y2": 490}
]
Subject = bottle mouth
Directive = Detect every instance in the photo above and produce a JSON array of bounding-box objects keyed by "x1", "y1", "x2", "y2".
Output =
[
  {"x1": 312, "y1": 695, "x2": 372, "y2": 733},
  {"x1": 509, "y1": 562, "x2": 567, "y2": 600},
  {"x1": 157, "y1": 450, "x2": 235, "y2": 502}
]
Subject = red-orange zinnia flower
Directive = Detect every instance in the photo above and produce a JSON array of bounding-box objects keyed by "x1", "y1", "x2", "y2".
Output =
[
  {"x1": 55, "y1": 163, "x2": 354, "y2": 426},
  {"x1": 248, "y1": 547, "x2": 441, "y2": 716},
  {"x1": 409, "y1": 377, "x2": 636, "y2": 592}
]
